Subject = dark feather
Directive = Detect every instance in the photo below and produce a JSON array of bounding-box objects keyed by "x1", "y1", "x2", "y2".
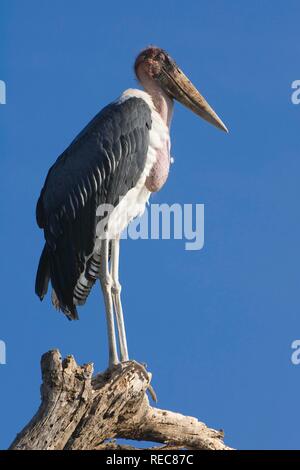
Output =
[{"x1": 35, "y1": 97, "x2": 151, "y2": 319}]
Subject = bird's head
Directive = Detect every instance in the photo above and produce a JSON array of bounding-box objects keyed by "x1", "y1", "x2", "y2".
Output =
[{"x1": 134, "y1": 46, "x2": 228, "y2": 132}]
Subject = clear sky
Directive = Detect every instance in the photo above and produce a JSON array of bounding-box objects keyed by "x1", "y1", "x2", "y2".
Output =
[{"x1": 1, "y1": 0, "x2": 300, "y2": 450}]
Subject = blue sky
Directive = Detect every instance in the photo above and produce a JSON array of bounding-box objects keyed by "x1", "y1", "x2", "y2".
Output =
[{"x1": 1, "y1": 0, "x2": 300, "y2": 450}]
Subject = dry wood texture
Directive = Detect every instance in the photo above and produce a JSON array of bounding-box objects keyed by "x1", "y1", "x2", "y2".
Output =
[{"x1": 9, "y1": 350, "x2": 232, "y2": 450}]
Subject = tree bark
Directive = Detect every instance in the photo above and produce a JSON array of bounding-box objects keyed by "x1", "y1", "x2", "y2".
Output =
[{"x1": 9, "y1": 350, "x2": 232, "y2": 450}]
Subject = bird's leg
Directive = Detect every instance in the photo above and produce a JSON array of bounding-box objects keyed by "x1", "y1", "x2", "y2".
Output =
[
  {"x1": 110, "y1": 236, "x2": 129, "y2": 362},
  {"x1": 99, "y1": 237, "x2": 119, "y2": 368}
]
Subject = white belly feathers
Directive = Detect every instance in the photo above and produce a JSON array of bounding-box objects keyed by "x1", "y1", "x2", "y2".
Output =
[{"x1": 100, "y1": 89, "x2": 170, "y2": 240}]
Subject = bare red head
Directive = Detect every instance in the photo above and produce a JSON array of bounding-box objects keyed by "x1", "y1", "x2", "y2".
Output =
[
  {"x1": 134, "y1": 46, "x2": 228, "y2": 132},
  {"x1": 134, "y1": 46, "x2": 176, "y2": 82}
]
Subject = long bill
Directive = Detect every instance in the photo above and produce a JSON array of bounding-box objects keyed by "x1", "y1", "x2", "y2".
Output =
[{"x1": 158, "y1": 65, "x2": 228, "y2": 132}]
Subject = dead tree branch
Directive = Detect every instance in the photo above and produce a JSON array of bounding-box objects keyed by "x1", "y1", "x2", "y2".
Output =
[{"x1": 9, "y1": 350, "x2": 232, "y2": 450}]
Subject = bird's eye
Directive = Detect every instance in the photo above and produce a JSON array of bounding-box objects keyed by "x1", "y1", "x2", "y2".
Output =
[{"x1": 156, "y1": 52, "x2": 165, "y2": 61}]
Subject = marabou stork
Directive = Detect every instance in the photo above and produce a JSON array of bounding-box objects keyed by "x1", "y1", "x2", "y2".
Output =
[{"x1": 35, "y1": 47, "x2": 228, "y2": 367}]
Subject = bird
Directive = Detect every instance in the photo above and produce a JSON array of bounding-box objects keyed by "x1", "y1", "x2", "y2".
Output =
[{"x1": 35, "y1": 46, "x2": 228, "y2": 368}]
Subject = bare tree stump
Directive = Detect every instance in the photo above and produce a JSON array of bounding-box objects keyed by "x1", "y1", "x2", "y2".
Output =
[{"x1": 9, "y1": 350, "x2": 232, "y2": 450}]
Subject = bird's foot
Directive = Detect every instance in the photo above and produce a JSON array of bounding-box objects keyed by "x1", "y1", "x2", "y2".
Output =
[
  {"x1": 123, "y1": 359, "x2": 157, "y2": 403},
  {"x1": 104, "y1": 359, "x2": 157, "y2": 402}
]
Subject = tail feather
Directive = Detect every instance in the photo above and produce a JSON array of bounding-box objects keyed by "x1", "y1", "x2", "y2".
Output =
[
  {"x1": 51, "y1": 289, "x2": 79, "y2": 320},
  {"x1": 35, "y1": 244, "x2": 79, "y2": 320},
  {"x1": 35, "y1": 244, "x2": 50, "y2": 300}
]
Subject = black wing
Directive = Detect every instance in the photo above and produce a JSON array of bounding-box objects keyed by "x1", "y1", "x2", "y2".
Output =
[{"x1": 35, "y1": 97, "x2": 152, "y2": 319}]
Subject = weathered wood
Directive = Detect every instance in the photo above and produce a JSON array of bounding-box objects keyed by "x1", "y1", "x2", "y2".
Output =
[{"x1": 9, "y1": 350, "x2": 232, "y2": 450}]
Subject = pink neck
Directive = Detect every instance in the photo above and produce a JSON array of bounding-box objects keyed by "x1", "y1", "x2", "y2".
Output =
[{"x1": 139, "y1": 73, "x2": 174, "y2": 128}]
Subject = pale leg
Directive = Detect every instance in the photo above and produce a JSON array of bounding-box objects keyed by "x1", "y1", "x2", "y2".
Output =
[
  {"x1": 110, "y1": 237, "x2": 129, "y2": 362},
  {"x1": 99, "y1": 238, "x2": 119, "y2": 367}
]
